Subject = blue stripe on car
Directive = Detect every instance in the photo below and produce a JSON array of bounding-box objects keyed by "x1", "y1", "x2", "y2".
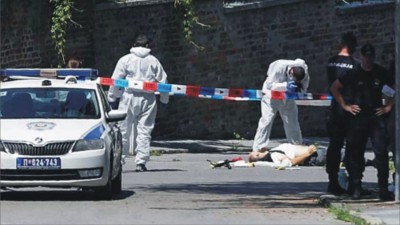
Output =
[{"x1": 84, "y1": 124, "x2": 105, "y2": 140}]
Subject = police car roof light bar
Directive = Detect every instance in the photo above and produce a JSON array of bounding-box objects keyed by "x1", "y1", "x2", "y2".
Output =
[{"x1": 0, "y1": 68, "x2": 98, "y2": 80}]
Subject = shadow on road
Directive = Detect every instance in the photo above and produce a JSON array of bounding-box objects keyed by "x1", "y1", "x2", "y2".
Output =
[
  {"x1": 125, "y1": 180, "x2": 378, "y2": 209},
  {"x1": 151, "y1": 140, "x2": 251, "y2": 154},
  {"x1": 0, "y1": 188, "x2": 134, "y2": 201},
  {"x1": 123, "y1": 169, "x2": 186, "y2": 173}
]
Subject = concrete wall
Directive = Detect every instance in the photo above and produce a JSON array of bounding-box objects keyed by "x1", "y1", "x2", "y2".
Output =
[{"x1": 1, "y1": 0, "x2": 395, "y2": 140}]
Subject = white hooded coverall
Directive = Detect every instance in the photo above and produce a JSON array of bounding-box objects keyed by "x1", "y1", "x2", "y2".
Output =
[
  {"x1": 108, "y1": 47, "x2": 169, "y2": 165},
  {"x1": 252, "y1": 59, "x2": 309, "y2": 152}
]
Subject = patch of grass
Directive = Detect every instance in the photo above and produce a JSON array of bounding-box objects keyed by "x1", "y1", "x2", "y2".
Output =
[
  {"x1": 328, "y1": 206, "x2": 367, "y2": 225},
  {"x1": 150, "y1": 150, "x2": 163, "y2": 156},
  {"x1": 231, "y1": 132, "x2": 246, "y2": 151}
]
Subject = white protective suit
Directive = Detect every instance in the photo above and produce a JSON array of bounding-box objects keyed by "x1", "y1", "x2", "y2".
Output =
[
  {"x1": 108, "y1": 47, "x2": 169, "y2": 165},
  {"x1": 252, "y1": 59, "x2": 309, "y2": 151}
]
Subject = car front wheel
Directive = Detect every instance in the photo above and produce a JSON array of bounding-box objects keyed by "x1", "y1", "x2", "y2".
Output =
[{"x1": 111, "y1": 165, "x2": 122, "y2": 194}]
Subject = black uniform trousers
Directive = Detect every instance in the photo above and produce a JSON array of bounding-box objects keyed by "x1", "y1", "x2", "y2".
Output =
[
  {"x1": 326, "y1": 111, "x2": 347, "y2": 176},
  {"x1": 345, "y1": 113, "x2": 389, "y2": 187}
]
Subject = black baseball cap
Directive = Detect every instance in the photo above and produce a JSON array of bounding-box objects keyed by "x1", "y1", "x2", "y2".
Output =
[{"x1": 361, "y1": 43, "x2": 375, "y2": 56}]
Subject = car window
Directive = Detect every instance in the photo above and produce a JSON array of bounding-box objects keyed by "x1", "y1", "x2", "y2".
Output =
[{"x1": 0, "y1": 88, "x2": 100, "y2": 119}]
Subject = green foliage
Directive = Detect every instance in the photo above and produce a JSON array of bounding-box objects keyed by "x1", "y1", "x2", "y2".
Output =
[
  {"x1": 50, "y1": 0, "x2": 73, "y2": 67},
  {"x1": 231, "y1": 132, "x2": 245, "y2": 151},
  {"x1": 48, "y1": 0, "x2": 209, "y2": 67},
  {"x1": 174, "y1": 0, "x2": 210, "y2": 50},
  {"x1": 233, "y1": 132, "x2": 245, "y2": 140},
  {"x1": 150, "y1": 150, "x2": 163, "y2": 156},
  {"x1": 328, "y1": 207, "x2": 367, "y2": 225}
]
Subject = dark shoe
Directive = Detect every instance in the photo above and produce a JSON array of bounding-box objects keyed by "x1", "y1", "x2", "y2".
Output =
[
  {"x1": 135, "y1": 164, "x2": 147, "y2": 172},
  {"x1": 361, "y1": 188, "x2": 372, "y2": 196},
  {"x1": 327, "y1": 182, "x2": 347, "y2": 195},
  {"x1": 379, "y1": 190, "x2": 394, "y2": 201},
  {"x1": 352, "y1": 187, "x2": 361, "y2": 200},
  {"x1": 347, "y1": 186, "x2": 372, "y2": 196},
  {"x1": 351, "y1": 181, "x2": 362, "y2": 200}
]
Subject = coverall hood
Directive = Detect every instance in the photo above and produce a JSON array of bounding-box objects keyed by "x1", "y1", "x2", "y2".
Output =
[{"x1": 130, "y1": 47, "x2": 151, "y2": 58}]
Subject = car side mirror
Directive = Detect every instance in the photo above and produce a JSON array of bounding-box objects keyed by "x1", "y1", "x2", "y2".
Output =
[{"x1": 106, "y1": 110, "x2": 126, "y2": 122}]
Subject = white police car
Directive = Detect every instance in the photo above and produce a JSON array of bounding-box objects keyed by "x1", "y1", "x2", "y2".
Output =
[{"x1": 0, "y1": 69, "x2": 126, "y2": 199}]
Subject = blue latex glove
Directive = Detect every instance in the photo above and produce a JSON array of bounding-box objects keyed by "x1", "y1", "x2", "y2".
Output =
[
  {"x1": 285, "y1": 91, "x2": 299, "y2": 100},
  {"x1": 287, "y1": 81, "x2": 298, "y2": 93}
]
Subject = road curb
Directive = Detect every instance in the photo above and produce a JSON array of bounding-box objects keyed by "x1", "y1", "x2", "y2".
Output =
[{"x1": 319, "y1": 195, "x2": 385, "y2": 225}]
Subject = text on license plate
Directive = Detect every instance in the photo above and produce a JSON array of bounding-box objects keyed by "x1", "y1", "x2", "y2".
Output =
[{"x1": 17, "y1": 158, "x2": 61, "y2": 169}]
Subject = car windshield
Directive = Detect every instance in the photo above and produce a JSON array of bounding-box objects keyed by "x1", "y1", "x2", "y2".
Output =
[{"x1": 0, "y1": 88, "x2": 100, "y2": 119}]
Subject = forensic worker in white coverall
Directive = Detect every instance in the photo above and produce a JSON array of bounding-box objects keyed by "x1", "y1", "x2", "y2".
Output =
[
  {"x1": 252, "y1": 59, "x2": 310, "y2": 152},
  {"x1": 108, "y1": 34, "x2": 169, "y2": 172}
]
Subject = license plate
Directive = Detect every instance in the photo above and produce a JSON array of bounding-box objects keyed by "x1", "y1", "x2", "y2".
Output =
[{"x1": 17, "y1": 158, "x2": 61, "y2": 169}]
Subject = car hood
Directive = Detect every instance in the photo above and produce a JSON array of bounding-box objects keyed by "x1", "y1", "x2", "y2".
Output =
[{"x1": 0, "y1": 119, "x2": 105, "y2": 143}]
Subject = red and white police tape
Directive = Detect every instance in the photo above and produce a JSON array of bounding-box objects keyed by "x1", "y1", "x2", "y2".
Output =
[{"x1": 98, "y1": 77, "x2": 332, "y2": 105}]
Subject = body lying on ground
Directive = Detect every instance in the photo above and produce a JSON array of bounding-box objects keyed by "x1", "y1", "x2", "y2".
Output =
[{"x1": 248, "y1": 143, "x2": 317, "y2": 168}]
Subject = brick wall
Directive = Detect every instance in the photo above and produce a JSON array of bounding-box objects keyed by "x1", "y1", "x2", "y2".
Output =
[
  {"x1": 1, "y1": 0, "x2": 50, "y2": 67},
  {"x1": 1, "y1": 0, "x2": 395, "y2": 140},
  {"x1": 0, "y1": 0, "x2": 95, "y2": 68}
]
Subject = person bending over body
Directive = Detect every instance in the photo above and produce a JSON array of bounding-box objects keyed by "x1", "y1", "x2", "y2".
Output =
[{"x1": 248, "y1": 143, "x2": 317, "y2": 167}]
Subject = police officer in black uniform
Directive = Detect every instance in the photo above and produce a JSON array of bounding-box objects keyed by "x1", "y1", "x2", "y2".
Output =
[
  {"x1": 325, "y1": 32, "x2": 359, "y2": 194},
  {"x1": 330, "y1": 43, "x2": 394, "y2": 201}
]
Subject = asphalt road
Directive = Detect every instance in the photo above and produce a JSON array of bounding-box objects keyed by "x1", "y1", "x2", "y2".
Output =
[{"x1": 1, "y1": 152, "x2": 380, "y2": 225}]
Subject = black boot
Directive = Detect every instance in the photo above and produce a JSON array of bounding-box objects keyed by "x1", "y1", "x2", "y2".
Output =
[
  {"x1": 351, "y1": 180, "x2": 362, "y2": 200},
  {"x1": 347, "y1": 181, "x2": 353, "y2": 195},
  {"x1": 379, "y1": 189, "x2": 394, "y2": 201},
  {"x1": 327, "y1": 174, "x2": 347, "y2": 195},
  {"x1": 379, "y1": 183, "x2": 394, "y2": 201},
  {"x1": 327, "y1": 181, "x2": 347, "y2": 195},
  {"x1": 347, "y1": 181, "x2": 372, "y2": 196}
]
